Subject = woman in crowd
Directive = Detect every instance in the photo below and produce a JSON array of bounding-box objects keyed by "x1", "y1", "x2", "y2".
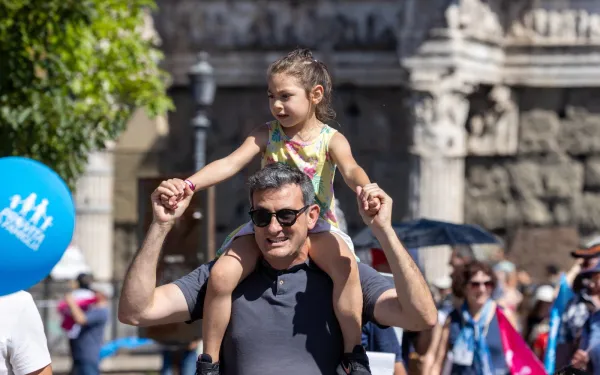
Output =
[{"x1": 429, "y1": 261, "x2": 515, "y2": 375}]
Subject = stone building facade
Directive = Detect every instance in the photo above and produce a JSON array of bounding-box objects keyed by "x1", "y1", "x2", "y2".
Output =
[{"x1": 99, "y1": 0, "x2": 600, "y2": 281}]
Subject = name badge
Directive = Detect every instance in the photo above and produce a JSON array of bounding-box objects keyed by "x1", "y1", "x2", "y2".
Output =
[{"x1": 452, "y1": 342, "x2": 474, "y2": 366}]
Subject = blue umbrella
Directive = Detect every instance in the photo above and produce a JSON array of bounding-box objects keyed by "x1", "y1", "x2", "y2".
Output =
[{"x1": 352, "y1": 218, "x2": 499, "y2": 250}]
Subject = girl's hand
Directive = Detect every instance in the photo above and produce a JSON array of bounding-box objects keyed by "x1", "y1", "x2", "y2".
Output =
[
  {"x1": 158, "y1": 178, "x2": 188, "y2": 209},
  {"x1": 356, "y1": 184, "x2": 392, "y2": 230},
  {"x1": 358, "y1": 183, "x2": 381, "y2": 212},
  {"x1": 366, "y1": 196, "x2": 381, "y2": 216},
  {"x1": 152, "y1": 182, "x2": 194, "y2": 224}
]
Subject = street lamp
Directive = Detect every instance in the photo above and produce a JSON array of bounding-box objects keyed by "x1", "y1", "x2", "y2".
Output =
[
  {"x1": 188, "y1": 51, "x2": 216, "y2": 171},
  {"x1": 188, "y1": 51, "x2": 217, "y2": 260}
]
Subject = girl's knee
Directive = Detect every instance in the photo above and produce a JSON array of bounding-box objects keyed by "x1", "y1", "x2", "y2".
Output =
[
  {"x1": 309, "y1": 232, "x2": 355, "y2": 259},
  {"x1": 209, "y1": 258, "x2": 243, "y2": 295}
]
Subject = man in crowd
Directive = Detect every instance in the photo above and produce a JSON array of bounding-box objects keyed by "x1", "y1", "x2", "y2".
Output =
[
  {"x1": 571, "y1": 261, "x2": 600, "y2": 374},
  {"x1": 118, "y1": 162, "x2": 437, "y2": 375},
  {"x1": 0, "y1": 291, "x2": 52, "y2": 375},
  {"x1": 555, "y1": 243, "x2": 600, "y2": 369}
]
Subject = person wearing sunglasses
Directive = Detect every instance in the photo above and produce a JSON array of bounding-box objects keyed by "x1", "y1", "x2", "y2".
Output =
[
  {"x1": 118, "y1": 162, "x2": 437, "y2": 375},
  {"x1": 431, "y1": 261, "x2": 515, "y2": 375},
  {"x1": 156, "y1": 48, "x2": 383, "y2": 375}
]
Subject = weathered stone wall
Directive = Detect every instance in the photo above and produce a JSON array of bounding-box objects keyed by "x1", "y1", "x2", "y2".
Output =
[
  {"x1": 153, "y1": 0, "x2": 449, "y2": 55},
  {"x1": 161, "y1": 85, "x2": 413, "y2": 245},
  {"x1": 465, "y1": 88, "x2": 600, "y2": 237}
]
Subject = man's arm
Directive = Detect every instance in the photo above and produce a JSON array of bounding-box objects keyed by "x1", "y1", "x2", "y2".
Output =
[
  {"x1": 118, "y1": 183, "x2": 197, "y2": 326},
  {"x1": 11, "y1": 293, "x2": 52, "y2": 375},
  {"x1": 118, "y1": 222, "x2": 191, "y2": 326},
  {"x1": 26, "y1": 364, "x2": 52, "y2": 375},
  {"x1": 371, "y1": 225, "x2": 437, "y2": 330},
  {"x1": 356, "y1": 185, "x2": 437, "y2": 331}
]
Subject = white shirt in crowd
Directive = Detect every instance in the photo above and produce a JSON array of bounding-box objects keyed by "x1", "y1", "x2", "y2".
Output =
[{"x1": 0, "y1": 291, "x2": 51, "y2": 375}]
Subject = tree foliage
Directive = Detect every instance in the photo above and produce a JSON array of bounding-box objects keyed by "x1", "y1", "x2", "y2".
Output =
[{"x1": 0, "y1": 0, "x2": 173, "y2": 188}]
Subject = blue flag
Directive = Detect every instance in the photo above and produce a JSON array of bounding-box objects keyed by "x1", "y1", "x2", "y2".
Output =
[{"x1": 544, "y1": 274, "x2": 574, "y2": 374}]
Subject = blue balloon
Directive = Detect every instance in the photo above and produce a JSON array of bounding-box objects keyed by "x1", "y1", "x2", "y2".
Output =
[{"x1": 0, "y1": 157, "x2": 75, "y2": 296}]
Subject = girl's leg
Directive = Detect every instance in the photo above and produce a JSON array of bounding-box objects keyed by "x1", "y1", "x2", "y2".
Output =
[
  {"x1": 202, "y1": 235, "x2": 261, "y2": 362},
  {"x1": 309, "y1": 231, "x2": 362, "y2": 353}
]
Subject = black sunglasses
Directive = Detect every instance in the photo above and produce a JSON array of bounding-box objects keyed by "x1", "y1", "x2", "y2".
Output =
[
  {"x1": 469, "y1": 281, "x2": 494, "y2": 289},
  {"x1": 248, "y1": 206, "x2": 309, "y2": 228}
]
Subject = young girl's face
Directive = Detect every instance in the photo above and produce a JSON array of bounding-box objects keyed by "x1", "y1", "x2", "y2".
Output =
[{"x1": 267, "y1": 73, "x2": 314, "y2": 128}]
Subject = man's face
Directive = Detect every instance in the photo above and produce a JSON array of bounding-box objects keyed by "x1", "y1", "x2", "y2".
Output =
[
  {"x1": 251, "y1": 184, "x2": 319, "y2": 265},
  {"x1": 583, "y1": 257, "x2": 600, "y2": 271},
  {"x1": 589, "y1": 272, "x2": 600, "y2": 295},
  {"x1": 449, "y1": 250, "x2": 467, "y2": 269}
]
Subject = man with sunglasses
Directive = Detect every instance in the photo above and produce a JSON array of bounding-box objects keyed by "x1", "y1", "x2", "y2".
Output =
[{"x1": 118, "y1": 163, "x2": 436, "y2": 375}]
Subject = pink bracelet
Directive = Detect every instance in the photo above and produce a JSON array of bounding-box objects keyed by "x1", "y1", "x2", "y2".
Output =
[{"x1": 184, "y1": 179, "x2": 196, "y2": 191}]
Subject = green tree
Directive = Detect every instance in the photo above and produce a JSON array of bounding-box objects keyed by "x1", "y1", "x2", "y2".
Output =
[{"x1": 0, "y1": 0, "x2": 173, "y2": 188}]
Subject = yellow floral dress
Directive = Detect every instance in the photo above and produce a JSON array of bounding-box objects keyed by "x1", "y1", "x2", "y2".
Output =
[
  {"x1": 217, "y1": 120, "x2": 349, "y2": 256},
  {"x1": 262, "y1": 120, "x2": 339, "y2": 226}
]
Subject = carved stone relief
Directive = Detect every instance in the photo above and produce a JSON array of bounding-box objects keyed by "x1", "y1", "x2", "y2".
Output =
[
  {"x1": 154, "y1": 0, "x2": 405, "y2": 52},
  {"x1": 508, "y1": 5, "x2": 600, "y2": 44},
  {"x1": 444, "y1": 0, "x2": 504, "y2": 42},
  {"x1": 412, "y1": 77, "x2": 474, "y2": 158},
  {"x1": 467, "y1": 86, "x2": 519, "y2": 156}
]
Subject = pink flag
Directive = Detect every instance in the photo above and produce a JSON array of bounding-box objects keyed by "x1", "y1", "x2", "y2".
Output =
[{"x1": 496, "y1": 307, "x2": 547, "y2": 375}]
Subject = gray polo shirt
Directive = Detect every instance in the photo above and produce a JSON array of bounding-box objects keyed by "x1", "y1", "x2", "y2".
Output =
[{"x1": 174, "y1": 259, "x2": 394, "y2": 375}]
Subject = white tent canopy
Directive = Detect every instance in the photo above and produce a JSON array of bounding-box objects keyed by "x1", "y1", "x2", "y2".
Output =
[{"x1": 50, "y1": 244, "x2": 91, "y2": 280}]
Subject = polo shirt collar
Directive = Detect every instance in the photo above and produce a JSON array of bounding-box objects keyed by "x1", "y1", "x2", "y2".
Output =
[{"x1": 258, "y1": 257, "x2": 319, "y2": 278}]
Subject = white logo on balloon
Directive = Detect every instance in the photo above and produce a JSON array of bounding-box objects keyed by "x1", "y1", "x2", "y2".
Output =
[{"x1": 0, "y1": 193, "x2": 53, "y2": 251}]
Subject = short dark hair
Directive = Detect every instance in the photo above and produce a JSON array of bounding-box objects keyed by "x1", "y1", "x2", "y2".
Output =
[
  {"x1": 247, "y1": 163, "x2": 315, "y2": 207},
  {"x1": 452, "y1": 261, "x2": 497, "y2": 299},
  {"x1": 546, "y1": 264, "x2": 559, "y2": 276},
  {"x1": 453, "y1": 245, "x2": 475, "y2": 260},
  {"x1": 76, "y1": 273, "x2": 93, "y2": 289}
]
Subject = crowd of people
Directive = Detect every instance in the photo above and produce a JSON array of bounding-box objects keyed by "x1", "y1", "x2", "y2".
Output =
[{"x1": 380, "y1": 243, "x2": 600, "y2": 375}]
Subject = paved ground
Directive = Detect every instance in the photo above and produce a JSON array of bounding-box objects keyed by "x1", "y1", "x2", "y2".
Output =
[{"x1": 51, "y1": 354, "x2": 162, "y2": 374}]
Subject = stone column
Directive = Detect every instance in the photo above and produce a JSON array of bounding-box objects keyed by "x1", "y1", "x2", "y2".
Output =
[
  {"x1": 73, "y1": 144, "x2": 115, "y2": 281},
  {"x1": 408, "y1": 80, "x2": 473, "y2": 280}
]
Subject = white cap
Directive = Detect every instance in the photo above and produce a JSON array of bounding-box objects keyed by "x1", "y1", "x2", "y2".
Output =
[
  {"x1": 494, "y1": 260, "x2": 516, "y2": 273},
  {"x1": 534, "y1": 285, "x2": 555, "y2": 303},
  {"x1": 432, "y1": 276, "x2": 452, "y2": 290}
]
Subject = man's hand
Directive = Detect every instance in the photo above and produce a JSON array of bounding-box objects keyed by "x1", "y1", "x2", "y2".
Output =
[
  {"x1": 572, "y1": 349, "x2": 589, "y2": 369},
  {"x1": 356, "y1": 184, "x2": 392, "y2": 231},
  {"x1": 152, "y1": 179, "x2": 194, "y2": 225}
]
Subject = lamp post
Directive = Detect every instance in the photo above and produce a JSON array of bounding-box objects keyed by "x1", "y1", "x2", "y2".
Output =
[
  {"x1": 189, "y1": 51, "x2": 216, "y2": 171},
  {"x1": 188, "y1": 51, "x2": 217, "y2": 260}
]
